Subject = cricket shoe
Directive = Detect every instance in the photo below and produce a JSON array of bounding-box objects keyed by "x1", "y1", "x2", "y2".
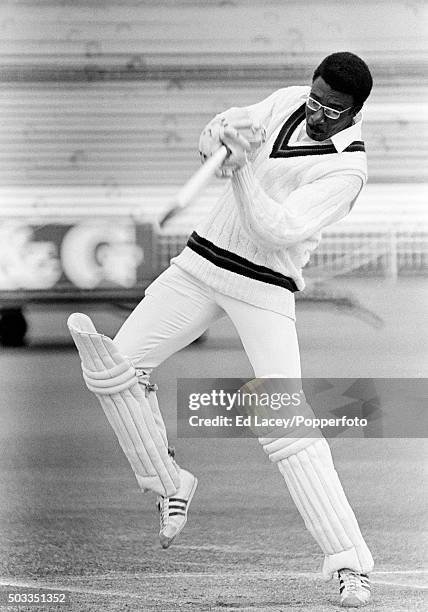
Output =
[
  {"x1": 338, "y1": 568, "x2": 371, "y2": 607},
  {"x1": 157, "y1": 468, "x2": 198, "y2": 549}
]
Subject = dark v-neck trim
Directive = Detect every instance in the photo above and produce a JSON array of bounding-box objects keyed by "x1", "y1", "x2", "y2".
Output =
[{"x1": 270, "y1": 103, "x2": 365, "y2": 158}]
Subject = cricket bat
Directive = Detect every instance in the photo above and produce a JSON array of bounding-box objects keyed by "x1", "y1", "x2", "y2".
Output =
[{"x1": 158, "y1": 145, "x2": 228, "y2": 227}]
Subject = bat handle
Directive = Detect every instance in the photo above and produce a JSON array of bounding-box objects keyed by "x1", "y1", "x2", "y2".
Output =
[
  {"x1": 159, "y1": 146, "x2": 229, "y2": 227},
  {"x1": 175, "y1": 145, "x2": 228, "y2": 208}
]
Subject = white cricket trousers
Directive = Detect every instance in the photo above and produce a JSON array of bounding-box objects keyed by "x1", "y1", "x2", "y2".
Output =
[{"x1": 114, "y1": 264, "x2": 301, "y2": 377}]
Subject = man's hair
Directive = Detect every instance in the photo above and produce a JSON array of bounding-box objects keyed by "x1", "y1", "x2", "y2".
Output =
[{"x1": 313, "y1": 52, "x2": 373, "y2": 111}]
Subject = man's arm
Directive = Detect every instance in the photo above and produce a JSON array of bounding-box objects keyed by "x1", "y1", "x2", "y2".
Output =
[{"x1": 232, "y1": 165, "x2": 363, "y2": 249}]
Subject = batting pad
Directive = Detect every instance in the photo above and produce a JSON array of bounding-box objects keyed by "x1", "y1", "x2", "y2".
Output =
[
  {"x1": 270, "y1": 437, "x2": 374, "y2": 579},
  {"x1": 67, "y1": 313, "x2": 180, "y2": 497}
]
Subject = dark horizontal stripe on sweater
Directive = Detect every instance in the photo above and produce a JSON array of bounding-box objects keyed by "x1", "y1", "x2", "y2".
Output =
[{"x1": 187, "y1": 232, "x2": 299, "y2": 293}]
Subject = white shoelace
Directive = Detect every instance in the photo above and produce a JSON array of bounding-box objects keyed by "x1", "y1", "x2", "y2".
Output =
[{"x1": 343, "y1": 572, "x2": 359, "y2": 592}]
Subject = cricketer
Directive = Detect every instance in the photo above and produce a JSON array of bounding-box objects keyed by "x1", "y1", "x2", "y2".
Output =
[{"x1": 68, "y1": 52, "x2": 374, "y2": 607}]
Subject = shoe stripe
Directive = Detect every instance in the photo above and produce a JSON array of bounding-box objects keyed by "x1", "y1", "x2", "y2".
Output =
[
  {"x1": 169, "y1": 498, "x2": 188, "y2": 504},
  {"x1": 169, "y1": 511, "x2": 186, "y2": 517}
]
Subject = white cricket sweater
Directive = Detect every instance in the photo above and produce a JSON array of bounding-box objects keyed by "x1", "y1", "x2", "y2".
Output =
[{"x1": 171, "y1": 86, "x2": 368, "y2": 319}]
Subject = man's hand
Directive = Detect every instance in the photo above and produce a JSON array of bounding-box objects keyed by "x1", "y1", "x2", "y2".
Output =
[
  {"x1": 217, "y1": 124, "x2": 251, "y2": 177},
  {"x1": 199, "y1": 109, "x2": 266, "y2": 178}
]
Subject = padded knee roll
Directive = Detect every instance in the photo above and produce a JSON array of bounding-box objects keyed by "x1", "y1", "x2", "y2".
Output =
[{"x1": 68, "y1": 313, "x2": 180, "y2": 497}]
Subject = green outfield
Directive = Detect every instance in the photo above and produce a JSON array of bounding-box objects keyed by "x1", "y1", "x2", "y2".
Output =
[{"x1": 0, "y1": 279, "x2": 426, "y2": 611}]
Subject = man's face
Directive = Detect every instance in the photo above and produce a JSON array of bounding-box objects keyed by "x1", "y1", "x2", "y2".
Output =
[{"x1": 305, "y1": 76, "x2": 356, "y2": 141}]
